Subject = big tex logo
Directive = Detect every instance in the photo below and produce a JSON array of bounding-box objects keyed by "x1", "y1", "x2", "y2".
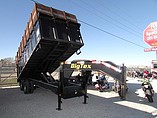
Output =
[{"x1": 70, "y1": 63, "x2": 92, "y2": 70}]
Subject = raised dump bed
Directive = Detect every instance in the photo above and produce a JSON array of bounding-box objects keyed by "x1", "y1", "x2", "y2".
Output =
[{"x1": 16, "y1": 3, "x2": 84, "y2": 80}]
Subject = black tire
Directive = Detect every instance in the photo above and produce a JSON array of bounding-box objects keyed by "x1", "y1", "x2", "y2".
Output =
[
  {"x1": 29, "y1": 81, "x2": 34, "y2": 94},
  {"x1": 146, "y1": 95, "x2": 153, "y2": 103},
  {"x1": 19, "y1": 80, "x2": 24, "y2": 91},
  {"x1": 151, "y1": 89, "x2": 154, "y2": 96},
  {"x1": 24, "y1": 81, "x2": 30, "y2": 94}
]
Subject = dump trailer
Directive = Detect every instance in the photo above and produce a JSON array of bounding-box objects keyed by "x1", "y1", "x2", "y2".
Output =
[
  {"x1": 16, "y1": 3, "x2": 86, "y2": 110},
  {"x1": 16, "y1": 3, "x2": 127, "y2": 110}
]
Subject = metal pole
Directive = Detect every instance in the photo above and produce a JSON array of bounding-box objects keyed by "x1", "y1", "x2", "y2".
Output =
[
  {"x1": 83, "y1": 83, "x2": 87, "y2": 104},
  {"x1": 82, "y1": 70, "x2": 91, "y2": 104},
  {"x1": 120, "y1": 64, "x2": 126, "y2": 100},
  {"x1": 56, "y1": 82, "x2": 62, "y2": 110},
  {"x1": 56, "y1": 62, "x2": 64, "y2": 110}
]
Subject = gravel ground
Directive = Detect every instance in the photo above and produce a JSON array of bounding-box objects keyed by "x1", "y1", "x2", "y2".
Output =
[{"x1": 0, "y1": 78, "x2": 157, "y2": 118}]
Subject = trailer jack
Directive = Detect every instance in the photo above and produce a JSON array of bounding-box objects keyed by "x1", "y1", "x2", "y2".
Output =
[{"x1": 56, "y1": 94, "x2": 62, "y2": 111}]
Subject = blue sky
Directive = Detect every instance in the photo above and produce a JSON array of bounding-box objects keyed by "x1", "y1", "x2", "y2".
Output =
[{"x1": 0, "y1": 0, "x2": 157, "y2": 66}]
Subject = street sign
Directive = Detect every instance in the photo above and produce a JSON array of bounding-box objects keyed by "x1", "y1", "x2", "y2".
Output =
[
  {"x1": 144, "y1": 47, "x2": 157, "y2": 52},
  {"x1": 143, "y1": 21, "x2": 157, "y2": 47}
]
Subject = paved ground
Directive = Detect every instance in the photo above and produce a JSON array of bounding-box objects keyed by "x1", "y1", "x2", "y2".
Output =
[{"x1": 0, "y1": 78, "x2": 157, "y2": 118}]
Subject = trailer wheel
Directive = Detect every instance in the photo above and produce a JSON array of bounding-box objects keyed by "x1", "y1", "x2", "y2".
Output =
[
  {"x1": 19, "y1": 80, "x2": 24, "y2": 91},
  {"x1": 24, "y1": 81, "x2": 30, "y2": 94},
  {"x1": 29, "y1": 81, "x2": 34, "y2": 93}
]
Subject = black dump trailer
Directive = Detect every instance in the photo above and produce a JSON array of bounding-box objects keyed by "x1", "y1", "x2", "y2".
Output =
[
  {"x1": 16, "y1": 3, "x2": 127, "y2": 110},
  {"x1": 15, "y1": 3, "x2": 89, "y2": 110}
]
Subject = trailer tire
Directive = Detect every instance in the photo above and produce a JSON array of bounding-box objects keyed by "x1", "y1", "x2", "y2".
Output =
[
  {"x1": 29, "y1": 81, "x2": 34, "y2": 93},
  {"x1": 19, "y1": 80, "x2": 24, "y2": 91},
  {"x1": 24, "y1": 81, "x2": 30, "y2": 94}
]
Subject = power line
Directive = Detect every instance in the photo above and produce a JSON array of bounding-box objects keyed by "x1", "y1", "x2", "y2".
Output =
[
  {"x1": 69, "y1": 0, "x2": 142, "y2": 39},
  {"x1": 95, "y1": 0, "x2": 144, "y2": 32},
  {"x1": 30, "y1": 0, "x2": 48, "y2": 7},
  {"x1": 79, "y1": 19, "x2": 146, "y2": 49},
  {"x1": 30, "y1": 0, "x2": 39, "y2": 4},
  {"x1": 78, "y1": 0, "x2": 142, "y2": 37},
  {"x1": 110, "y1": 0, "x2": 144, "y2": 31}
]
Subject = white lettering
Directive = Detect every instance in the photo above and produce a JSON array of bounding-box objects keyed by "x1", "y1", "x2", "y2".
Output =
[
  {"x1": 151, "y1": 23, "x2": 157, "y2": 29},
  {"x1": 146, "y1": 31, "x2": 157, "y2": 37}
]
